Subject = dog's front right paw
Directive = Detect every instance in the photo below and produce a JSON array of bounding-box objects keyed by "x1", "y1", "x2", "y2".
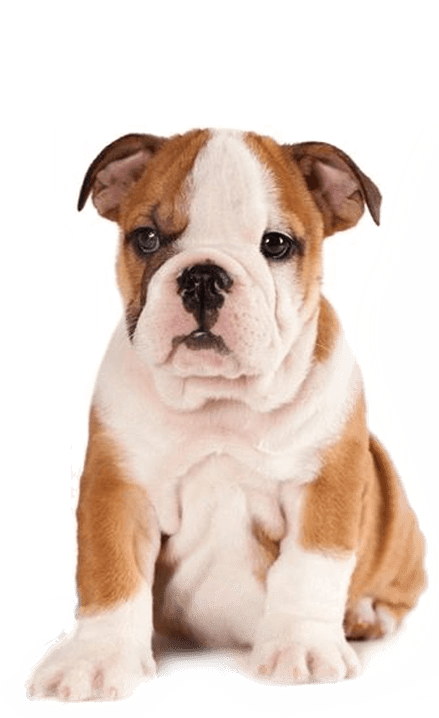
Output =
[{"x1": 28, "y1": 636, "x2": 155, "y2": 701}]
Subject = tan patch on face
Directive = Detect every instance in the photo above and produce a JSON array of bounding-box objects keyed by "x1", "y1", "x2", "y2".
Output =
[
  {"x1": 115, "y1": 129, "x2": 210, "y2": 309},
  {"x1": 245, "y1": 133, "x2": 324, "y2": 307},
  {"x1": 76, "y1": 409, "x2": 159, "y2": 616},
  {"x1": 124, "y1": 244, "x2": 178, "y2": 340}
]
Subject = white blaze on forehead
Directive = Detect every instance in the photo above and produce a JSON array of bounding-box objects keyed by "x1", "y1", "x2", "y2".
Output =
[{"x1": 184, "y1": 130, "x2": 274, "y2": 248}]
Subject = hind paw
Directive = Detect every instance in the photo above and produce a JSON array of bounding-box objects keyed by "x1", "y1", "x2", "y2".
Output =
[{"x1": 344, "y1": 598, "x2": 397, "y2": 640}]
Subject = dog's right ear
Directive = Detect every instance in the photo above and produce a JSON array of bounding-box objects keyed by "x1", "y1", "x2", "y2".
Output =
[{"x1": 77, "y1": 134, "x2": 166, "y2": 221}]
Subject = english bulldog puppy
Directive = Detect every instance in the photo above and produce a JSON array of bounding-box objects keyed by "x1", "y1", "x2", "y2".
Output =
[{"x1": 29, "y1": 129, "x2": 425, "y2": 700}]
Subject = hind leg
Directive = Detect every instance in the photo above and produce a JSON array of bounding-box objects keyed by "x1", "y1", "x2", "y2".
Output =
[{"x1": 344, "y1": 597, "x2": 400, "y2": 640}]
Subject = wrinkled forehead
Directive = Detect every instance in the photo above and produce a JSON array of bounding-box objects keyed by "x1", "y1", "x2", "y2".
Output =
[
  {"x1": 120, "y1": 129, "x2": 209, "y2": 235},
  {"x1": 185, "y1": 130, "x2": 285, "y2": 247},
  {"x1": 120, "y1": 129, "x2": 319, "y2": 241}
]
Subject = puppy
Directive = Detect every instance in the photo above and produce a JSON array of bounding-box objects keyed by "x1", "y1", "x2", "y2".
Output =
[{"x1": 29, "y1": 129, "x2": 425, "y2": 700}]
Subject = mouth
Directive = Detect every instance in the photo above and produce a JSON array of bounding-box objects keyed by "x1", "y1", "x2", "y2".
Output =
[{"x1": 172, "y1": 330, "x2": 230, "y2": 354}]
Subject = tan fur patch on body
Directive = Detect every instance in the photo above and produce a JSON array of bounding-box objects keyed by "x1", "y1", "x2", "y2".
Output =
[
  {"x1": 76, "y1": 410, "x2": 158, "y2": 616},
  {"x1": 251, "y1": 521, "x2": 282, "y2": 583},
  {"x1": 300, "y1": 395, "x2": 370, "y2": 554},
  {"x1": 347, "y1": 436, "x2": 425, "y2": 621},
  {"x1": 314, "y1": 296, "x2": 339, "y2": 363},
  {"x1": 299, "y1": 398, "x2": 425, "y2": 625}
]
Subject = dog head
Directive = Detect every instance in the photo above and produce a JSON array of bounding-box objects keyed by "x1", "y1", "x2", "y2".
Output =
[{"x1": 78, "y1": 129, "x2": 380, "y2": 410}]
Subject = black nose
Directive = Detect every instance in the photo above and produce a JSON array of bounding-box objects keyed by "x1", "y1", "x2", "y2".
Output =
[{"x1": 177, "y1": 263, "x2": 233, "y2": 329}]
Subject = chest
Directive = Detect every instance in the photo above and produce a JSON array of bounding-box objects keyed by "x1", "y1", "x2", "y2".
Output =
[{"x1": 152, "y1": 453, "x2": 294, "y2": 646}]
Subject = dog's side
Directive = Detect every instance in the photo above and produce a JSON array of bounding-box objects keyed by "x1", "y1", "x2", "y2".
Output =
[{"x1": 29, "y1": 129, "x2": 425, "y2": 700}]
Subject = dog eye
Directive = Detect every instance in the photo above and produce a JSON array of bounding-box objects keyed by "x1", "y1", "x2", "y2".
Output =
[
  {"x1": 129, "y1": 227, "x2": 162, "y2": 255},
  {"x1": 260, "y1": 232, "x2": 300, "y2": 260}
]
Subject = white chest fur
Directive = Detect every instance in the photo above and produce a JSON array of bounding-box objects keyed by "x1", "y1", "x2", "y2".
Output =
[
  {"x1": 94, "y1": 319, "x2": 361, "y2": 645},
  {"x1": 158, "y1": 453, "x2": 284, "y2": 645}
]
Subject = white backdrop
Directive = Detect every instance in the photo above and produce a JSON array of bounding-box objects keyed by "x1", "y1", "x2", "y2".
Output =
[{"x1": 2, "y1": 125, "x2": 439, "y2": 717}]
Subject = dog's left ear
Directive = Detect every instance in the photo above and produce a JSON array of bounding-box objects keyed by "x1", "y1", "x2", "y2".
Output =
[{"x1": 285, "y1": 142, "x2": 381, "y2": 236}]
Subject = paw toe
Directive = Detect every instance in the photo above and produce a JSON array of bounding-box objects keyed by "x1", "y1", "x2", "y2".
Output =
[
  {"x1": 308, "y1": 649, "x2": 345, "y2": 682},
  {"x1": 274, "y1": 645, "x2": 309, "y2": 683}
]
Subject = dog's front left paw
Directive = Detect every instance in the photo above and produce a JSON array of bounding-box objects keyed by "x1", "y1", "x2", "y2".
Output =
[
  {"x1": 28, "y1": 636, "x2": 155, "y2": 701},
  {"x1": 250, "y1": 619, "x2": 360, "y2": 684}
]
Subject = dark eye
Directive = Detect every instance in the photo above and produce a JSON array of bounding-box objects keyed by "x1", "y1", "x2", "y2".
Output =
[
  {"x1": 129, "y1": 227, "x2": 161, "y2": 255},
  {"x1": 261, "y1": 232, "x2": 300, "y2": 260}
]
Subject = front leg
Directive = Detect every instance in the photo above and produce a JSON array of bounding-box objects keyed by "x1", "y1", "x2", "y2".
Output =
[
  {"x1": 29, "y1": 410, "x2": 161, "y2": 701},
  {"x1": 251, "y1": 534, "x2": 360, "y2": 683},
  {"x1": 251, "y1": 416, "x2": 369, "y2": 684}
]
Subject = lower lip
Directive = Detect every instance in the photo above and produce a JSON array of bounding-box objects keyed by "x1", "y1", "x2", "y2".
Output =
[{"x1": 183, "y1": 331, "x2": 229, "y2": 354}]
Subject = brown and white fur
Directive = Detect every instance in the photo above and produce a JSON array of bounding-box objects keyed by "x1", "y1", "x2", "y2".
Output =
[{"x1": 29, "y1": 129, "x2": 425, "y2": 700}]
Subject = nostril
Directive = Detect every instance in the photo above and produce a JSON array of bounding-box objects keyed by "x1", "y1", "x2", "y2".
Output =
[
  {"x1": 213, "y1": 266, "x2": 233, "y2": 292},
  {"x1": 177, "y1": 268, "x2": 190, "y2": 293}
]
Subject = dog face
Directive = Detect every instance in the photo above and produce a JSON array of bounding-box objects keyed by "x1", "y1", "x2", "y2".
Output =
[{"x1": 79, "y1": 129, "x2": 380, "y2": 409}]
